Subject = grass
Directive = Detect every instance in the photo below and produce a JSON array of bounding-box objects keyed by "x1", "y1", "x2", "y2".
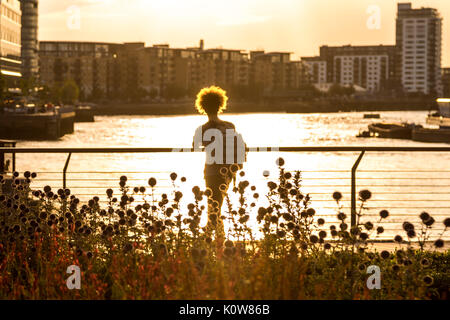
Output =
[{"x1": 0, "y1": 158, "x2": 449, "y2": 300}]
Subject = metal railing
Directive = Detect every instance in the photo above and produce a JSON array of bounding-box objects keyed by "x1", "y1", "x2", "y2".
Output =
[{"x1": 2, "y1": 146, "x2": 450, "y2": 233}]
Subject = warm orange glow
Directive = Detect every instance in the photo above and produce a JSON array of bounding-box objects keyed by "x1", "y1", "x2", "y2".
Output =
[{"x1": 195, "y1": 86, "x2": 228, "y2": 115}]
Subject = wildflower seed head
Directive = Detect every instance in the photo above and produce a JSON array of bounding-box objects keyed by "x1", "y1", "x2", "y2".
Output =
[
  {"x1": 364, "y1": 222, "x2": 374, "y2": 231},
  {"x1": 219, "y1": 167, "x2": 228, "y2": 176},
  {"x1": 359, "y1": 189, "x2": 372, "y2": 201},
  {"x1": 204, "y1": 188, "x2": 212, "y2": 197},
  {"x1": 307, "y1": 208, "x2": 315, "y2": 217},
  {"x1": 423, "y1": 217, "x2": 435, "y2": 227},
  {"x1": 444, "y1": 218, "x2": 450, "y2": 228},
  {"x1": 337, "y1": 212, "x2": 347, "y2": 221},
  {"x1": 421, "y1": 258, "x2": 430, "y2": 267},
  {"x1": 420, "y1": 212, "x2": 430, "y2": 221},
  {"x1": 434, "y1": 239, "x2": 444, "y2": 248},
  {"x1": 402, "y1": 222, "x2": 414, "y2": 232},
  {"x1": 332, "y1": 191, "x2": 343, "y2": 201},
  {"x1": 422, "y1": 275, "x2": 433, "y2": 286},
  {"x1": 379, "y1": 210, "x2": 389, "y2": 219},
  {"x1": 310, "y1": 235, "x2": 319, "y2": 244},
  {"x1": 359, "y1": 232, "x2": 369, "y2": 241},
  {"x1": 148, "y1": 177, "x2": 157, "y2": 187},
  {"x1": 407, "y1": 229, "x2": 416, "y2": 238},
  {"x1": 224, "y1": 240, "x2": 234, "y2": 248},
  {"x1": 230, "y1": 164, "x2": 239, "y2": 173},
  {"x1": 170, "y1": 172, "x2": 177, "y2": 181},
  {"x1": 276, "y1": 157, "x2": 285, "y2": 167}
]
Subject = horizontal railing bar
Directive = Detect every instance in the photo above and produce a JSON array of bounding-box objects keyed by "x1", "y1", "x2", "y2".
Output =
[
  {"x1": 308, "y1": 192, "x2": 450, "y2": 195},
  {"x1": 3, "y1": 146, "x2": 450, "y2": 153},
  {"x1": 31, "y1": 185, "x2": 450, "y2": 188},
  {"x1": 30, "y1": 177, "x2": 450, "y2": 181},
  {"x1": 28, "y1": 170, "x2": 450, "y2": 173}
]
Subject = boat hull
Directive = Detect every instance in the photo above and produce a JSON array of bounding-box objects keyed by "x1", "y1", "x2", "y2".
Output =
[
  {"x1": 368, "y1": 123, "x2": 412, "y2": 139},
  {"x1": 75, "y1": 107, "x2": 95, "y2": 122},
  {"x1": 412, "y1": 128, "x2": 450, "y2": 143}
]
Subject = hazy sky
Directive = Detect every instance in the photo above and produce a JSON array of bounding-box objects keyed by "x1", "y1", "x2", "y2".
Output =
[{"x1": 39, "y1": 0, "x2": 450, "y2": 65}]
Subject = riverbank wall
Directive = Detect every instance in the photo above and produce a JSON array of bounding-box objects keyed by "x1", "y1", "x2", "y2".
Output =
[{"x1": 94, "y1": 99, "x2": 436, "y2": 116}]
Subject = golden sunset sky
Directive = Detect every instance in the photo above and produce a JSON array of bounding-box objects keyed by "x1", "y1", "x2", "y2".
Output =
[{"x1": 39, "y1": 0, "x2": 449, "y2": 65}]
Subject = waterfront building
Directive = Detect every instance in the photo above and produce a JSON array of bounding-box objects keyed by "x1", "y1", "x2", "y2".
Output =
[
  {"x1": 249, "y1": 51, "x2": 297, "y2": 93},
  {"x1": 301, "y1": 57, "x2": 328, "y2": 85},
  {"x1": 396, "y1": 2, "x2": 443, "y2": 96},
  {"x1": 0, "y1": 0, "x2": 22, "y2": 84},
  {"x1": 443, "y1": 68, "x2": 450, "y2": 97},
  {"x1": 39, "y1": 41, "x2": 121, "y2": 99},
  {"x1": 38, "y1": 40, "x2": 311, "y2": 100},
  {"x1": 19, "y1": 0, "x2": 38, "y2": 80},
  {"x1": 318, "y1": 45, "x2": 397, "y2": 93}
]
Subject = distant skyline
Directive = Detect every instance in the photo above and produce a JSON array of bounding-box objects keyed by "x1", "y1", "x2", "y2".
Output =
[{"x1": 39, "y1": 0, "x2": 449, "y2": 66}]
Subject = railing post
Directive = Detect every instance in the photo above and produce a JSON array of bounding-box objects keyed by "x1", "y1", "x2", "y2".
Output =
[
  {"x1": 63, "y1": 153, "x2": 72, "y2": 189},
  {"x1": 0, "y1": 149, "x2": 4, "y2": 173},
  {"x1": 351, "y1": 151, "x2": 365, "y2": 228},
  {"x1": 12, "y1": 142, "x2": 16, "y2": 172}
]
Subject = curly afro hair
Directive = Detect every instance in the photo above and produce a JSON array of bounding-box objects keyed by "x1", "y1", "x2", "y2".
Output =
[{"x1": 195, "y1": 86, "x2": 228, "y2": 115}]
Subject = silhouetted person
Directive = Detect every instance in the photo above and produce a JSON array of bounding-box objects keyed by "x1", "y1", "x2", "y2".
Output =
[{"x1": 193, "y1": 86, "x2": 246, "y2": 236}]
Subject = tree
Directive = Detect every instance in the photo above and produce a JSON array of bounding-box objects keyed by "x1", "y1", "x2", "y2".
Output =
[
  {"x1": 0, "y1": 73, "x2": 6, "y2": 101},
  {"x1": 37, "y1": 85, "x2": 52, "y2": 102},
  {"x1": 298, "y1": 83, "x2": 321, "y2": 100},
  {"x1": 60, "y1": 79, "x2": 80, "y2": 105},
  {"x1": 165, "y1": 84, "x2": 185, "y2": 100},
  {"x1": 149, "y1": 88, "x2": 158, "y2": 100},
  {"x1": 20, "y1": 77, "x2": 35, "y2": 97},
  {"x1": 91, "y1": 86, "x2": 104, "y2": 102},
  {"x1": 50, "y1": 84, "x2": 62, "y2": 104}
]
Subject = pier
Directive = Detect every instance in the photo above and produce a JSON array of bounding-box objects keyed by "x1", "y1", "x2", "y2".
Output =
[{"x1": 0, "y1": 109, "x2": 75, "y2": 140}]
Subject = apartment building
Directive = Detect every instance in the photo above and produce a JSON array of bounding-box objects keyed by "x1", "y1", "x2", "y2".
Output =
[
  {"x1": 396, "y1": 3, "x2": 443, "y2": 95},
  {"x1": 443, "y1": 68, "x2": 450, "y2": 98},
  {"x1": 319, "y1": 45, "x2": 397, "y2": 93},
  {"x1": 0, "y1": 0, "x2": 22, "y2": 82},
  {"x1": 301, "y1": 57, "x2": 327, "y2": 85},
  {"x1": 39, "y1": 41, "x2": 121, "y2": 98},
  {"x1": 38, "y1": 40, "x2": 309, "y2": 100},
  {"x1": 20, "y1": 0, "x2": 38, "y2": 79}
]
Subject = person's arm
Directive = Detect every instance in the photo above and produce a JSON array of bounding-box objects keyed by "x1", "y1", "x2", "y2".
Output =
[{"x1": 193, "y1": 125, "x2": 203, "y2": 150}]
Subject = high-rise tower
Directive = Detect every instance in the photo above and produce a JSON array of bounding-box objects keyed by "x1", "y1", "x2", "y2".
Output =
[
  {"x1": 396, "y1": 3, "x2": 442, "y2": 96},
  {"x1": 20, "y1": 0, "x2": 38, "y2": 80}
]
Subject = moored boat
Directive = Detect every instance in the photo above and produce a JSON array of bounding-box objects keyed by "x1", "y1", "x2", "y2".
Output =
[
  {"x1": 367, "y1": 123, "x2": 416, "y2": 140},
  {"x1": 75, "y1": 106, "x2": 95, "y2": 122},
  {"x1": 363, "y1": 113, "x2": 380, "y2": 119},
  {"x1": 427, "y1": 98, "x2": 450, "y2": 128},
  {"x1": 412, "y1": 127, "x2": 450, "y2": 143}
]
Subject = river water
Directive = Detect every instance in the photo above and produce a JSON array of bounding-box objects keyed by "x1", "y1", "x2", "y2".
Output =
[{"x1": 11, "y1": 111, "x2": 450, "y2": 240}]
